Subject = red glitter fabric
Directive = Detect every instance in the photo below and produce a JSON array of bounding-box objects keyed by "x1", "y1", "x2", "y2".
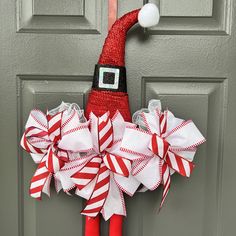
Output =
[
  {"x1": 99, "y1": 9, "x2": 139, "y2": 67},
  {"x1": 85, "y1": 90, "x2": 131, "y2": 121}
]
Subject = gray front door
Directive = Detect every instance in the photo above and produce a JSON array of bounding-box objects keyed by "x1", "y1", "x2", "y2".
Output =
[{"x1": 1, "y1": 0, "x2": 235, "y2": 235}]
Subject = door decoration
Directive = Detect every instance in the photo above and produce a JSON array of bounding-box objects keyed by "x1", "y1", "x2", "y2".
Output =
[
  {"x1": 20, "y1": 103, "x2": 93, "y2": 199},
  {"x1": 120, "y1": 100, "x2": 206, "y2": 209},
  {"x1": 20, "y1": 3, "x2": 205, "y2": 236}
]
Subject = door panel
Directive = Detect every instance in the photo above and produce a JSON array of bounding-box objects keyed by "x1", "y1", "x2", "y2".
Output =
[
  {"x1": 0, "y1": 0, "x2": 235, "y2": 236},
  {"x1": 18, "y1": 76, "x2": 92, "y2": 236},
  {"x1": 17, "y1": 0, "x2": 101, "y2": 34},
  {"x1": 141, "y1": 77, "x2": 226, "y2": 236},
  {"x1": 148, "y1": 0, "x2": 230, "y2": 34}
]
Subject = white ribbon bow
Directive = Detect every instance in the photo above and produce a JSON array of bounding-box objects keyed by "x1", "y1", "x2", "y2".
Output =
[
  {"x1": 21, "y1": 102, "x2": 93, "y2": 199},
  {"x1": 120, "y1": 100, "x2": 206, "y2": 208},
  {"x1": 57, "y1": 111, "x2": 140, "y2": 220}
]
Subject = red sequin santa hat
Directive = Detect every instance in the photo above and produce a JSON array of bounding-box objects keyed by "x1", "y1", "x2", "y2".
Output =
[{"x1": 86, "y1": 3, "x2": 160, "y2": 123}]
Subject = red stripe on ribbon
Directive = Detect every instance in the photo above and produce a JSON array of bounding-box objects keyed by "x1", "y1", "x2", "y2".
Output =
[
  {"x1": 115, "y1": 156, "x2": 130, "y2": 177},
  {"x1": 151, "y1": 134, "x2": 158, "y2": 154},
  {"x1": 71, "y1": 156, "x2": 102, "y2": 190},
  {"x1": 81, "y1": 163, "x2": 110, "y2": 217},
  {"x1": 99, "y1": 126, "x2": 113, "y2": 147}
]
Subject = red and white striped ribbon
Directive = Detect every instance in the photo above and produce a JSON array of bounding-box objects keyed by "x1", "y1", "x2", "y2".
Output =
[
  {"x1": 159, "y1": 111, "x2": 167, "y2": 135},
  {"x1": 21, "y1": 107, "x2": 92, "y2": 199},
  {"x1": 150, "y1": 133, "x2": 169, "y2": 159},
  {"x1": 47, "y1": 112, "x2": 62, "y2": 142},
  {"x1": 150, "y1": 132, "x2": 195, "y2": 208},
  {"x1": 29, "y1": 156, "x2": 51, "y2": 200},
  {"x1": 103, "y1": 153, "x2": 131, "y2": 177},
  {"x1": 20, "y1": 127, "x2": 48, "y2": 157},
  {"x1": 71, "y1": 112, "x2": 133, "y2": 217},
  {"x1": 98, "y1": 114, "x2": 113, "y2": 152},
  {"x1": 165, "y1": 151, "x2": 194, "y2": 178},
  {"x1": 71, "y1": 156, "x2": 102, "y2": 190},
  {"x1": 81, "y1": 163, "x2": 110, "y2": 217},
  {"x1": 120, "y1": 100, "x2": 206, "y2": 210},
  {"x1": 45, "y1": 147, "x2": 66, "y2": 174},
  {"x1": 160, "y1": 162, "x2": 170, "y2": 209}
]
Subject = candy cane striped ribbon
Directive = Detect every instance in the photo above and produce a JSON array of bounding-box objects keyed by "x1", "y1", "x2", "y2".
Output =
[
  {"x1": 81, "y1": 163, "x2": 110, "y2": 217},
  {"x1": 150, "y1": 133, "x2": 169, "y2": 159},
  {"x1": 165, "y1": 151, "x2": 194, "y2": 178},
  {"x1": 98, "y1": 115, "x2": 113, "y2": 152},
  {"x1": 20, "y1": 127, "x2": 48, "y2": 157},
  {"x1": 151, "y1": 143, "x2": 195, "y2": 208},
  {"x1": 159, "y1": 111, "x2": 167, "y2": 135},
  {"x1": 71, "y1": 156, "x2": 102, "y2": 190},
  {"x1": 150, "y1": 134, "x2": 194, "y2": 177},
  {"x1": 21, "y1": 111, "x2": 68, "y2": 199},
  {"x1": 46, "y1": 147, "x2": 66, "y2": 173},
  {"x1": 47, "y1": 112, "x2": 62, "y2": 142},
  {"x1": 150, "y1": 119, "x2": 195, "y2": 208},
  {"x1": 71, "y1": 113, "x2": 132, "y2": 216},
  {"x1": 103, "y1": 153, "x2": 131, "y2": 177},
  {"x1": 160, "y1": 162, "x2": 170, "y2": 209},
  {"x1": 29, "y1": 156, "x2": 51, "y2": 200}
]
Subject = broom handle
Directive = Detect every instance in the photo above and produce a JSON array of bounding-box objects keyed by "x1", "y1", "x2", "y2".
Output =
[
  {"x1": 85, "y1": 216, "x2": 100, "y2": 236},
  {"x1": 109, "y1": 215, "x2": 123, "y2": 236}
]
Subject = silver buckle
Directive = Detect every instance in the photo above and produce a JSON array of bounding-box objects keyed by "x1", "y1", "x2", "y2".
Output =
[{"x1": 98, "y1": 67, "x2": 120, "y2": 90}]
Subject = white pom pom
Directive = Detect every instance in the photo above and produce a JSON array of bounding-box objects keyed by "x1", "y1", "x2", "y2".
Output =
[{"x1": 138, "y1": 3, "x2": 160, "y2": 28}]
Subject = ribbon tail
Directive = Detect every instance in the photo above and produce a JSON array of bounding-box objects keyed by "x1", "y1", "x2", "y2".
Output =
[
  {"x1": 166, "y1": 151, "x2": 195, "y2": 177},
  {"x1": 102, "y1": 176, "x2": 126, "y2": 221},
  {"x1": 160, "y1": 163, "x2": 171, "y2": 210},
  {"x1": 81, "y1": 163, "x2": 110, "y2": 217},
  {"x1": 29, "y1": 159, "x2": 51, "y2": 200},
  {"x1": 54, "y1": 174, "x2": 62, "y2": 193},
  {"x1": 42, "y1": 173, "x2": 52, "y2": 197}
]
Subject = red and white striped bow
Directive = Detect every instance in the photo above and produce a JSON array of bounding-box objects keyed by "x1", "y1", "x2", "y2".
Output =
[
  {"x1": 67, "y1": 111, "x2": 139, "y2": 220},
  {"x1": 120, "y1": 100, "x2": 206, "y2": 209},
  {"x1": 20, "y1": 104, "x2": 93, "y2": 200}
]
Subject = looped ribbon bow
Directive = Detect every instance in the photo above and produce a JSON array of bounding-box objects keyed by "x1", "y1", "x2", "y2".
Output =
[
  {"x1": 21, "y1": 104, "x2": 93, "y2": 199},
  {"x1": 120, "y1": 100, "x2": 206, "y2": 209},
  {"x1": 61, "y1": 111, "x2": 140, "y2": 220}
]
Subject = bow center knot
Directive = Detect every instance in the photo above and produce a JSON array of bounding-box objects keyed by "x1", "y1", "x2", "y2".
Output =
[
  {"x1": 150, "y1": 133, "x2": 170, "y2": 160},
  {"x1": 45, "y1": 147, "x2": 67, "y2": 174}
]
